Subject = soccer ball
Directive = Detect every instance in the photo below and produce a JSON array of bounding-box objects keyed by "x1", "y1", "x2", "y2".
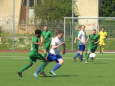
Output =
[{"x1": 89, "y1": 53, "x2": 96, "y2": 58}]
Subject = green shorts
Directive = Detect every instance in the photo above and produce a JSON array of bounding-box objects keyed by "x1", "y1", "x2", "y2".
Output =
[
  {"x1": 29, "y1": 51, "x2": 45, "y2": 62},
  {"x1": 89, "y1": 46, "x2": 98, "y2": 53}
]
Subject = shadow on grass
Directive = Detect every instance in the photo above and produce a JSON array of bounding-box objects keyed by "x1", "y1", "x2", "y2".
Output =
[
  {"x1": 45, "y1": 74, "x2": 79, "y2": 78},
  {"x1": 93, "y1": 61, "x2": 109, "y2": 64}
]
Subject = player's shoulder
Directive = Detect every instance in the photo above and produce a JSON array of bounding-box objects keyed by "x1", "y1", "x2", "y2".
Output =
[
  {"x1": 32, "y1": 36, "x2": 36, "y2": 39},
  {"x1": 104, "y1": 32, "x2": 107, "y2": 34},
  {"x1": 53, "y1": 37, "x2": 63, "y2": 42},
  {"x1": 32, "y1": 36, "x2": 38, "y2": 41},
  {"x1": 41, "y1": 31, "x2": 45, "y2": 34},
  {"x1": 78, "y1": 30, "x2": 83, "y2": 34},
  {"x1": 99, "y1": 31, "x2": 103, "y2": 35}
]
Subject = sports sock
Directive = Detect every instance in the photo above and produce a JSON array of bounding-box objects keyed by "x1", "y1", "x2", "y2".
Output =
[
  {"x1": 35, "y1": 61, "x2": 48, "y2": 74},
  {"x1": 79, "y1": 54, "x2": 83, "y2": 61},
  {"x1": 51, "y1": 63, "x2": 62, "y2": 72},
  {"x1": 73, "y1": 53, "x2": 80, "y2": 59},
  {"x1": 85, "y1": 53, "x2": 90, "y2": 62}
]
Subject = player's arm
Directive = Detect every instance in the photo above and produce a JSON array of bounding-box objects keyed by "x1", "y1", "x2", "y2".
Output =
[
  {"x1": 94, "y1": 35, "x2": 100, "y2": 44},
  {"x1": 77, "y1": 32, "x2": 82, "y2": 42},
  {"x1": 40, "y1": 36, "x2": 44, "y2": 45},
  {"x1": 74, "y1": 37, "x2": 77, "y2": 43},
  {"x1": 62, "y1": 43, "x2": 66, "y2": 54},
  {"x1": 33, "y1": 42, "x2": 42, "y2": 45},
  {"x1": 32, "y1": 37, "x2": 42, "y2": 45},
  {"x1": 86, "y1": 35, "x2": 89, "y2": 43},
  {"x1": 52, "y1": 42, "x2": 65, "y2": 49},
  {"x1": 105, "y1": 32, "x2": 108, "y2": 39}
]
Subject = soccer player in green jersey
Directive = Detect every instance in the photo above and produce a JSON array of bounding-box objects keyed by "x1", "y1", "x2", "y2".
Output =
[
  {"x1": 35, "y1": 25, "x2": 53, "y2": 76},
  {"x1": 85, "y1": 29, "x2": 100, "y2": 63},
  {"x1": 41, "y1": 25, "x2": 53, "y2": 53},
  {"x1": 17, "y1": 30, "x2": 47, "y2": 78}
]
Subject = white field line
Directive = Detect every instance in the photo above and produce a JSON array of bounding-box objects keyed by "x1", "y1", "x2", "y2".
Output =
[{"x1": 0, "y1": 56, "x2": 114, "y2": 60}]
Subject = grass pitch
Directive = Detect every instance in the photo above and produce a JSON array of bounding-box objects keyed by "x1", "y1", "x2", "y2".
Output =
[{"x1": 0, "y1": 52, "x2": 115, "y2": 86}]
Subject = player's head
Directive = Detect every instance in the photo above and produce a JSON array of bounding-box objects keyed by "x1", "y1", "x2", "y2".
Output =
[
  {"x1": 92, "y1": 29, "x2": 97, "y2": 34},
  {"x1": 100, "y1": 27, "x2": 104, "y2": 32},
  {"x1": 79, "y1": 25, "x2": 86, "y2": 31},
  {"x1": 34, "y1": 29, "x2": 41, "y2": 37},
  {"x1": 56, "y1": 30, "x2": 64, "y2": 38},
  {"x1": 43, "y1": 25, "x2": 48, "y2": 31}
]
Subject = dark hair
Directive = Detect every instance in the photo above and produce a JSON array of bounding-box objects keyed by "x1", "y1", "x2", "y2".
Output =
[
  {"x1": 93, "y1": 29, "x2": 96, "y2": 31},
  {"x1": 56, "y1": 30, "x2": 64, "y2": 35},
  {"x1": 44, "y1": 25, "x2": 48, "y2": 27},
  {"x1": 35, "y1": 29, "x2": 41, "y2": 35},
  {"x1": 79, "y1": 25, "x2": 86, "y2": 29}
]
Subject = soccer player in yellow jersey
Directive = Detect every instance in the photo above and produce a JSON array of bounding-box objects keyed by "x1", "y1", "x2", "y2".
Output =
[{"x1": 98, "y1": 28, "x2": 107, "y2": 54}]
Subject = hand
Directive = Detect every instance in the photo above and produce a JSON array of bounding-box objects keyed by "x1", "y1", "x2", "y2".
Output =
[
  {"x1": 82, "y1": 41, "x2": 86, "y2": 45},
  {"x1": 38, "y1": 42, "x2": 42, "y2": 46},
  {"x1": 74, "y1": 40, "x2": 76, "y2": 44},
  {"x1": 62, "y1": 50, "x2": 66, "y2": 55}
]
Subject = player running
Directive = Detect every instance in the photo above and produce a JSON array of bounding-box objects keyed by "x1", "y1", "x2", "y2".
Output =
[
  {"x1": 73, "y1": 25, "x2": 87, "y2": 62},
  {"x1": 99, "y1": 28, "x2": 107, "y2": 54},
  {"x1": 33, "y1": 30, "x2": 65, "y2": 77},
  {"x1": 36, "y1": 25, "x2": 53, "y2": 76},
  {"x1": 85, "y1": 29, "x2": 100, "y2": 63},
  {"x1": 17, "y1": 30, "x2": 47, "y2": 78}
]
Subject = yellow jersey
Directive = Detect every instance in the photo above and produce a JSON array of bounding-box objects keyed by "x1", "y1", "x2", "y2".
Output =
[{"x1": 99, "y1": 31, "x2": 107, "y2": 46}]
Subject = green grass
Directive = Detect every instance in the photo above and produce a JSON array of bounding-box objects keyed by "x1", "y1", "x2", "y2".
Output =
[{"x1": 0, "y1": 52, "x2": 115, "y2": 86}]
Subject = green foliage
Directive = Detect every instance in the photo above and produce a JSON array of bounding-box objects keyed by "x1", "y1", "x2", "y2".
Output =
[
  {"x1": 99, "y1": 0, "x2": 115, "y2": 17},
  {"x1": 34, "y1": 0, "x2": 72, "y2": 23}
]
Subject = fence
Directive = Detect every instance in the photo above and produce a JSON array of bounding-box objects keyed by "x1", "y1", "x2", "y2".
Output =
[
  {"x1": 64, "y1": 17, "x2": 115, "y2": 51},
  {"x1": 0, "y1": 17, "x2": 115, "y2": 52}
]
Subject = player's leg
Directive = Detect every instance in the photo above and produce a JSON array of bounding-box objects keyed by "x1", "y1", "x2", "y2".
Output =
[
  {"x1": 85, "y1": 50, "x2": 90, "y2": 63},
  {"x1": 33, "y1": 53, "x2": 48, "y2": 78},
  {"x1": 99, "y1": 40, "x2": 105, "y2": 54},
  {"x1": 73, "y1": 51, "x2": 80, "y2": 61},
  {"x1": 99, "y1": 45, "x2": 102, "y2": 53},
  {"x1": 17, "y1": 51, "x2": 38, "y2": 78},
  {"x1": 45, "y1": 42, "x2": 51, "y2": 52},
  {"x1": 33, "y1": 61, "x2": 48, "y2": 78},
  {"x1": 90, "y1": 46, "x2": 97, "y2": 61},
  {"x1": 79, "y1": 45, "x2": 85, "y2": 61},
  {"x1": 73, "y1": 45, "x2": 81, "y2": 61},
  {"x1": 50, "y1": 55, "x2": 64, "y2": 76},
  {"x1": 18, "y1": 60, "x2": 34, "y2": 78},
  {"x1": 85, "y1": 47, "x2": 97, "y2": 63}
]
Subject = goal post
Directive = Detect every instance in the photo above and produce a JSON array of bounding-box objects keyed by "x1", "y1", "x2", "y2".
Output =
[{"x1": 64, "y1": 17, "x2": 115, "y2": 51}]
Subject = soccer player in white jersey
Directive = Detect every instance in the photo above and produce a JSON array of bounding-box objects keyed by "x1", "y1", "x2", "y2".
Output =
[
  {"x1": 47, "y1": 30, "x2": 66, "y2": 76},
  {"x1": 34, "y1": 30, "x2": 65, "y2": 77},
  {"x1": 73, "y1": 25, "x2": 87, "y2": 61}
]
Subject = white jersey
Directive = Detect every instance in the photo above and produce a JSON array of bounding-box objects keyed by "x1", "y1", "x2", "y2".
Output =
[
  {"x1": 78, "y1": 30, "x2": 86, "y2": 45},
  {"x1": 50, "y1": 37, "x2": 64, "y2": 55}
]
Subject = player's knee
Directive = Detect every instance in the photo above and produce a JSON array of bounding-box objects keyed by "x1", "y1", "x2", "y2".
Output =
[
  {"x1": 30, "y1": 63, "x2": 33, "y2": 66},
  {"x1": 79, "y1": 51, "x2": 83, "y2": 55},
  {"x1": 58, "y1": 59, "x2": 64, "y2": 64}
]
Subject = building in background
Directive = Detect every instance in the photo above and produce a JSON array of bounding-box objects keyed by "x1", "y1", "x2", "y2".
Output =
[
  {"x1": 0, "y1": 0, "x2": 38, "y2": 33},
  {"x1": 74, "y1": 0, "x2": 99, "y2": 31}
]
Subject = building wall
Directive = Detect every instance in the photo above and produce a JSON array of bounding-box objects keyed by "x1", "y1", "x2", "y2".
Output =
[
  {"x1": 75, "y1": 0, "x2": 99, "y2": 31},
  {"x1": 0, "y1": 0, "x2": 22, "y2": 33}
]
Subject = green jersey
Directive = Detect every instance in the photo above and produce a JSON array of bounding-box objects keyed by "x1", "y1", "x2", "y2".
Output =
[
  {"x1": 88, "y1": 34, "x2": 100, "y2": 49},
  {"x1": 42, "y1": 30, "x2": 53, "y2": 43},
  {"x1": 30, "y1": 36, "x2": 39, "y2": 52}
]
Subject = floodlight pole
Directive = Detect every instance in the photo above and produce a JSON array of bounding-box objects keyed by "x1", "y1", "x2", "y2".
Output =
[
  {"x1": 72, "y1": 0, "x2": 74, "y2": 50},
  {"x1": 64, "y1": 18, "x2": 66, "y2": 41},
  {"x1": 13, "y1": 0, "x2": 15, "y2": 33}
]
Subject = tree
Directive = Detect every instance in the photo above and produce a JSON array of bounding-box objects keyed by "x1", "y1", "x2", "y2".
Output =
[
  {"x1": 34, "y1": 0, "x2": 72, "y2": 25},
  {"x1": 99, "y1": 0, "x2": 115, "y2": 17}
]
